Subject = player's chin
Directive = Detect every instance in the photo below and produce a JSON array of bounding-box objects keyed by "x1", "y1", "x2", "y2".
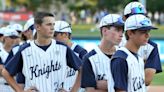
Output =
[
  {"x1": 48, "y1": 34, "x2": 54, "y2": 37},
  {"x1": 116, "y1": 40, "x2": 122, "y2": 45},
  {"x1": 141, "y1": 42, "x2": 147, "y2": 46},
  {"x1": 46, "y1": 35, "x2": 53, "y2": 38},
  {"x1": 114, "y1": 42, "x2": 120, "y2": 45}
]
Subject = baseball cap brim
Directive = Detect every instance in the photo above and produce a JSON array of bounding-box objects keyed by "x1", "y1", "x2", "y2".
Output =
[
  {"x1": 103, "y1": 21, "x2": 124, "y2": 28},
  {"x1": 9, "y1": 35, "x2": 19, "y2": 39},
  {"x1": 112, "y1": 21, "x2": 124, "y2": 27},
  {"x1": 137, "y1": 26, "x2": 158, "y2": 31}
]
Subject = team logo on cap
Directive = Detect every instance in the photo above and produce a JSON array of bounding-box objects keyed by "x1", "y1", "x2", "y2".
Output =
[{"x1": 140, "y1": 19, "x2": 150, "y2": 26}]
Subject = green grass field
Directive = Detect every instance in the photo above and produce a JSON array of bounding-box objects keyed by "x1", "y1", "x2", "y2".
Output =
[
  {"x1": 151, "y1": 64, "x2": 164, "y2": 85},
  {"x1": 72, "y1": 24, "x2": 164, "y2": 39}
]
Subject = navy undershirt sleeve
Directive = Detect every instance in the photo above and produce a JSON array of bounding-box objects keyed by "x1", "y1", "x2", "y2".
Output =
[
  {"x1": 5, "y1": 50, "x2": 23, "y2": 76},
  {"x1": 66, "y1": 47, "x2": 82, "y2": 70},
  {"x1": 81, "y1": 56, "x2": 96, "y2": 88},
  {"x1": 111, "y1": 58, "x2": 128, "y2": 91}
]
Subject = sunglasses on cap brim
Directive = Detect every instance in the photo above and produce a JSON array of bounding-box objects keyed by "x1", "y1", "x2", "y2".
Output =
[
  {"x1": 59, "y1": 25, "x2": 71, "y2": 30},
  {"x1": 28, "y1": 25, "x2": 35, "y2": 31},
  {"x1": 131, "y1": 7, "x2": 146, "y2": 15},
  {"x1": 17, "y1": 30, "x2": 22, "y2": 34},
  {"x1": 0, "y1": 34, "x2": 3, "y2": 37}
]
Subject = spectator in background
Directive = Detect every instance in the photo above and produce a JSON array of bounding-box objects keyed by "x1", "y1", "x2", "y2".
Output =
[{"x1": 80, "y1": 9, "x2": 86, "y2": 24}]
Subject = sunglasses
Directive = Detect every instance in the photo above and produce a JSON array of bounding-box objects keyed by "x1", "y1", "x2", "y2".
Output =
[
  {"x1": 28, "y1": 25, "x2": 35, "y2": 31},
  {"x1": 17, "y1": 30, "x2": 22, "y2": 34},
  {"x1": 131, "y1": 7, "x2": 146, "y2": 14},
  {"x1": 0, "y1": 34, "x2": 3, "y2": 37},
  {"x1": 59, "y1": 25, "x2": 71, "y2": 30}
]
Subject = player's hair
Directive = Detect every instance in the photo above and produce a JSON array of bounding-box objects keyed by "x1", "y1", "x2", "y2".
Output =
[
  {"x1": 34, "y1": 12, "x2": 54, "y2": 25},
  {"x1": 125, "y1": 29, "x2": 137, "y2": 40},
  {"x1": 100, "y1": 25, "x2": 112, "y2": 37},
  {"x1": 21, "y1": 25, "x2": 34, "y2": 41},
  {"x1": 100, "y1": 25, "x2": 123, "y2": 37}
]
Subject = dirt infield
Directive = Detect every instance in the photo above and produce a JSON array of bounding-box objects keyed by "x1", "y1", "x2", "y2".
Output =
[{"x1": 148, "y1": 86, "x2": 164, "y2": 92}]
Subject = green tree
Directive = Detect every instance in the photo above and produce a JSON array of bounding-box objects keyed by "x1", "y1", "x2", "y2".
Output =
[
  {"x1": 12, "y1": 0, "x2": 54, "y2": 11},
  {"x1": 97, "y1": 0, "x2": 129, "y2": 12},
  {"x1": 147, "y1": 0, "x2": 164, "y2": 13}
]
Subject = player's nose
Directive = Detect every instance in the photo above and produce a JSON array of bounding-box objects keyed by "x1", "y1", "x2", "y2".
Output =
[{"x1": 50, "y1": 24, "x2": 54, "y2": 31}]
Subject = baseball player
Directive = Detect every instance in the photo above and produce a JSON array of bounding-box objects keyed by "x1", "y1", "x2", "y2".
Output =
[
  {"x1": 22, "y1": 18, "x2": 36, "y2": 41},
  {"x1": 2, "y1": 12, "x2": 82, "y2": 92},
  {"x1": 81, "y1": 14, "x2": 124, "y2": 92},
  {"x1": 119, "y1": 1, "x2": 162, "y2": 86},
  {"x1": 111, "y1": 14, "x2": 158, "y2": 92},
  {"x1": 54, "y1": 20, "x2": 87, "y2": 92},
  {"x1": 7, "y1": 23, "x2": 23, "y2": 45},
  {"x1": 5, "y1": 18, "x2": 36, "y2": 64},
  {"x1": 4, "y1": 20, "x2": 36, "y2": 89},
  {"x1": 0, "y1": 27, "x2": 19, "y2": 92}
]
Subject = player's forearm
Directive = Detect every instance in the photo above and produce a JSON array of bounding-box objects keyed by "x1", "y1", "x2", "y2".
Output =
[
  {"x1": 18, "y1": 83, "x2": 25, "y2": 90},
  {"x1": 116, "y1": 90, "x2": 126, "y2": 92},
  {"x1": 0, "y1": 65, "x2": 3, "y2": 76},
  {"x1": 115, "y1": 88, "x2": 126, "y2": 92},
  {"x1": 145, "y1": 68, "x2": 156, "y2": 86},
  {"x1": 71, "y1": 68, "x2": 81, "y2": 92},
  {"x1": 2, "y1": 68, "x2": 23, "y2": 92},
  {"x1": 85, "y1": 87, "x2": 107, "y2": 92},
  {"x1": 96, "y1": 80, "x2": 108, "y2": 90}
]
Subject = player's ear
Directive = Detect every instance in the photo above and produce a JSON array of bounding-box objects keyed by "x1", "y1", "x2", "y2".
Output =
[
  {"x1": 127, "y1": 30, "x2": 134, "y2": 39},
  {"x1": 102, "y1": 27, "x2": 109, "y2": 32},
  {"x1": 35, "y1": 24, "x2": 40, "y2": 31},
  {"x1": 101, "y1": 27, "x2": 107, "y2": 37}
]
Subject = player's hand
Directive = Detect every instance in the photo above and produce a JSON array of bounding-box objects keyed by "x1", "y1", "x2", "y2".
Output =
[
  {"x1": 96, "y1": 80, "x2": 108, "y2": 90},
  {"x1": 23, "y1": 86, "x2": 39, "y2": 92},
  {"x1": 58, "y1": 88, "x2": 68, "y2": 92}
]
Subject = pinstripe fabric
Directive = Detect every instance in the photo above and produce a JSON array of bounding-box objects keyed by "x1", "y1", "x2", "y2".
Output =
[
  {"x1": 118, "y1": 47, "x2": 146, "y2": 92},
  {"x1": 0, "y1": 47, "x2": 14, "y2": 92},
  {"x1": 22, "y1": 40, "x2": 67, "y2": 92},
  {"x1": 63, "y1": 43, "x2": 85, "y2": 91},
  {"x1": 89, "y1": 46, "x2": 114, "y2": 92}
]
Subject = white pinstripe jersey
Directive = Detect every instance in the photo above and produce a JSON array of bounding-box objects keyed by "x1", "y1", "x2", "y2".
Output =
[
  {"x1": 63, "y1": 43, "x2": 87, "y2": 91},
  {"x1": 0, "y1": 47, "x2": 9, "y2": 64},
  {"x1": 138, "y1": 43, "x2": 154, "y2": 60},
  {"x1": 23, "y1": 40, "x2": 67, "y2": 92},
  {"x1": 89, "y1": 46, "x2": 114, "y2": 92},
  {"x1": 118, "y1": 47, "x2": 146, "y2": 92},
  {"x1": 0, "y1": 47, "x2": 9, "y2": 85},
  {"x1": 5, "y1": 39, "x2": 82, "y2": 92},
  {"x1": 0, "y1": 46, "x2": 15, "y2": 92}
]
